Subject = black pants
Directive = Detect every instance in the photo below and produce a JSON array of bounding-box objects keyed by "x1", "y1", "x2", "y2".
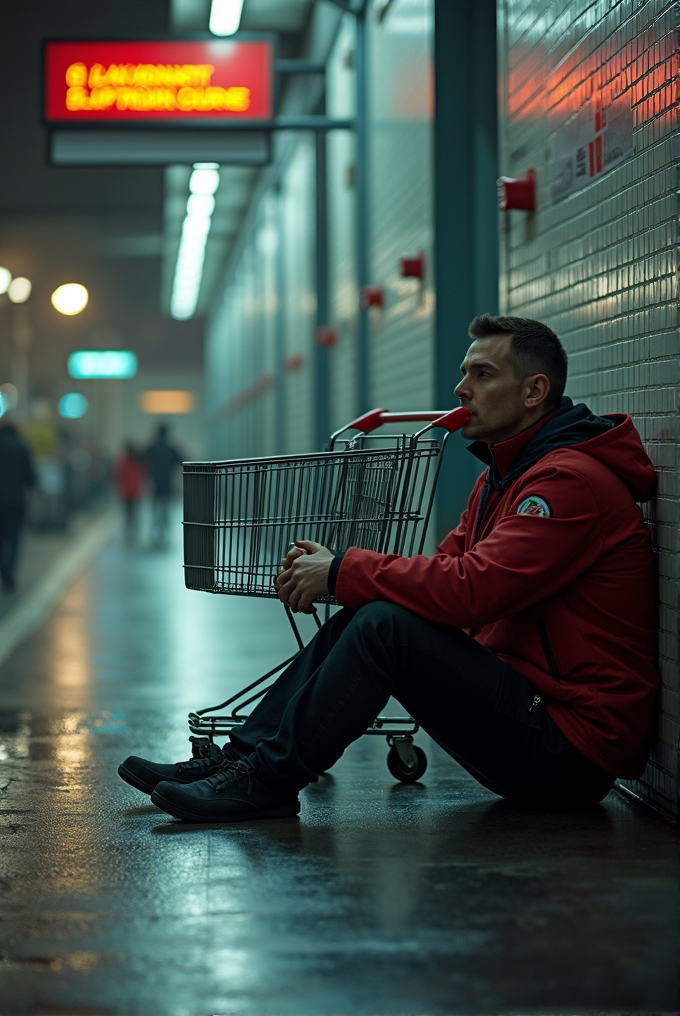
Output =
[
  {"x1": 230, "y1": 603, "x2": 615, "y2": 807},
  {"x1": 152, "y1": 492, "x2": 170, "y2": 544},
  {"x1": 122, "y1": 498, "x2": 138, "y2": 538},
  {"x1": 0, "y1": 509, "x2": 24, "y2": 584}
]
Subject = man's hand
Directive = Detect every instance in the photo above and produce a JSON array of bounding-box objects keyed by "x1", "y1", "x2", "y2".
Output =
[{"x1": 276, "y1": 540, "x2": 334, "y2": 612}]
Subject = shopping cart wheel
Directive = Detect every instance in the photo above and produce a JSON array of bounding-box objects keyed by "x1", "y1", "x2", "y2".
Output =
[
  {"x1": 189, "y1": 736, "x2": 214, "y2": 759},
  {"x1": 386, "y1": 737, "x2": 427, "y2": 783}
]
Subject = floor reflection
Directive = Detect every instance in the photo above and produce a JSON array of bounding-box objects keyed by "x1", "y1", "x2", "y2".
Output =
[{"x1": 0, "y1": 531, "x2": 674, "y2": 1014}]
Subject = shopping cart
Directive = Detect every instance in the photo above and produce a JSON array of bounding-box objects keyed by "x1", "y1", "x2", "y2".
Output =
[{"x1": 183, "y1": 405, "x2": 471, "y2": 782}]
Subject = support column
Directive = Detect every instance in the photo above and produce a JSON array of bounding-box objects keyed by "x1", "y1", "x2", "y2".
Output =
[
  {"x1": 355, "y1": 6, "x2": 369, "y2": 414},
  {"x1": 274, "y1": 185, "x2": 287, "y2": 455},
  {"x1": 10, "y1": 304, "x2": 31, "y2": 423},
  {"x1": 433, "y1": 0, "x2": 498, "y2": 540},
  {"x1": 315, "y1": 130, "x2": 330, "y2": 450}
]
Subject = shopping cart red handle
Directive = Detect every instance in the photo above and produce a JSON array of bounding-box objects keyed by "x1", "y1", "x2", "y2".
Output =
[{"x1": 337, "y1": 406, "x2": 472, "y2": 437}]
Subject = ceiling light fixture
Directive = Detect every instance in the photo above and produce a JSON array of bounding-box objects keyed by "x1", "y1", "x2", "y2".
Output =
[
  {"x1": 0, "y1": 267, "x2": 11, "y2": 295},
  {"x1": 170, "y1": 164, "x2": 220, "y2": 321},
  {"x1": 209, "y1": 0, "x2": 245, "y2": 36},
  {"x1": 8, "y1": 277, "x2": 31, "y2": 304},
  {"x1": 51, "y1": 283, "x2": 89, "y2": 315}
]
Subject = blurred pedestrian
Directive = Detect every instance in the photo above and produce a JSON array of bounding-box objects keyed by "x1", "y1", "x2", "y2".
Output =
[
  {"x1": 113, "y1": 442, "x2": 145, "y2": 543},
  {"x1": 145, "y1": 423, "x2": 181, "y2": 547},
  {"x1": 0, "y1": 421, "x2": 36, "y2": 592}
]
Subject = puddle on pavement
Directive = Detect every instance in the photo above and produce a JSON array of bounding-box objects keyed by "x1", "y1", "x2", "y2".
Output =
[
  {"x1": 0, "y1": 950, "x2": 106, "y2": 972},
  {"x1": 0, "y1": 709, "x2": 127, "y2": 761}
]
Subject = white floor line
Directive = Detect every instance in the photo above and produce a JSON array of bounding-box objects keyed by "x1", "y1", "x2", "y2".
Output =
[{"x1": 0, "y1": 508, "x2": 120, "y2": 669}]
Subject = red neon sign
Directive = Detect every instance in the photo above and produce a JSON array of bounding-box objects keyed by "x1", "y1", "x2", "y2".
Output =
[{"x1": 44, "y1": 40, "x2": 272, "y2": 122}]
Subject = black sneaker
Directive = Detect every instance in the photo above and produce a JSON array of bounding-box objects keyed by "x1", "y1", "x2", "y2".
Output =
[
  {"x1": 150, "y1": 759, "x2": 300, "y2": 823},
  {"x1": 118, "y1": 742, "x2": 242, "y2": 796}
]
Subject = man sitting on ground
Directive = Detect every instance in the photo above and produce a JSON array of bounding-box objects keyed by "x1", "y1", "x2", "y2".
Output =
[{"x1": 119, "y1": 315, "x2": 659, "y2": 822}]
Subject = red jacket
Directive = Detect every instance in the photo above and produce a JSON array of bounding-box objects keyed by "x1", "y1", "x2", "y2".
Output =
[
  {"x1": 114, "y1": 454, "x2": 145, "y2": 500},
  {"x1": 335, "y1": 404, "x2": 658, "y2": 778}
]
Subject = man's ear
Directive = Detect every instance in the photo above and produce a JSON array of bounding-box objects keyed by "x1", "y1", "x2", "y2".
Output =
[{"x1": 524, "y1": 373, "x2": 551, "y2": 409}]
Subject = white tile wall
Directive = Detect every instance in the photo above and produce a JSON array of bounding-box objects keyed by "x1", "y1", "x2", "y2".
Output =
[
  {"x1": 206, "y1": 0, "x2": 437, "y2": 455},
  {"x1": 327, "y1": 15, "x2": 359, "y2": 432},
  {"x1": 204, "y1": 191, "x2": 280, "y2": 461},
  {"x1": 281, "y1": 138, "x2": 317, "y2": 454},
  {"x1": 367, "y1": 0, "x2": 435, "y2": 413},
  {"x1": 499, "y1": 0, "x2": 679, "y2": 815}
]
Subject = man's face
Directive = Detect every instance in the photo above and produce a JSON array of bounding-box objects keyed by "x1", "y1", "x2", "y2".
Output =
[{"x1": 454, "y1": 334, "x2": 537, "y2": 445}]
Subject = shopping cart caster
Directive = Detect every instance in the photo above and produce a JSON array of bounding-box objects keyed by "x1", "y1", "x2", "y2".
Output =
[
  {"x1": 386, "y1": 736, "x2": 427, "y2": 783},
  {"x1": 189, "y1": 736, "x2": 214, "y2": 759}
]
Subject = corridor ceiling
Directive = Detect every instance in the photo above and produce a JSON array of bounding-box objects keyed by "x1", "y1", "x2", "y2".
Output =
[{"x1": 0, "y1": 0, "x2": 315, "y2": 401}]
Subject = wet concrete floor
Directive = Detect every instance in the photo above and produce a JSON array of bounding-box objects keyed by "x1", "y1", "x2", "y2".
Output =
[{"x1": 0, "y1": 517, "x2": 676, "y2": 1014}]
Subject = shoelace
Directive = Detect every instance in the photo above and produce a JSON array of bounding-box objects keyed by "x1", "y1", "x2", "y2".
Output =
[
  {"x1": 205, "y1": 758, "x2": 254, "y2": 795},
  {"x1": 176, "y1": 756, "x2": 219, "y2": 775}
]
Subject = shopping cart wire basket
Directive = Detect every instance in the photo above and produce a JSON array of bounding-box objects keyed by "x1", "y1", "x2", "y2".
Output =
[{"x1": 184, "y1": 406, "x2": 471, "y2": 783}]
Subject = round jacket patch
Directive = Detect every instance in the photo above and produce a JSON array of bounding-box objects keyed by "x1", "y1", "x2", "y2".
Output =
[{"x1": 517, "y1": 495, "x2": 551, "y2": 517}]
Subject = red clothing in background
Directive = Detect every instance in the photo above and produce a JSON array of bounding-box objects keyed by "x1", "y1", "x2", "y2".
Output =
[{"x1": 114, "y1": 454, "x2": 146, "y2": 500}]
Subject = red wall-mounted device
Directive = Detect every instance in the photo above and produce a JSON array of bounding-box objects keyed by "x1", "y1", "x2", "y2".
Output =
[
  {"x1": 284, "y1": 353, "x2": 303, "y2": 371},
  {"x1": 497, "y1": 169, "x2": 535, "y2": 212},
  {"x1": 399, "y1": 251, "x2": 425, "y2": 279},
  {"x1": 361, "y1": 286, "x2": 384, "y2": 309},
  {"x1": 316, "y1": 326, "x2": 338, "y2": 348}
]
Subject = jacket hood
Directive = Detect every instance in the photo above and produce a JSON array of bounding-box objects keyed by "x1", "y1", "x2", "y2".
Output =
[{"x1": 470, "y1": 397, "x2": 656, "y2": 502}]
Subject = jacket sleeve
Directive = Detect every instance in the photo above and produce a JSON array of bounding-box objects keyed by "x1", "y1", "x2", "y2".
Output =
[
  {"x1": 335, "y1": 463, "x2": 606, "y2": 627},
  {"x1": 434, "y1": 470, "x2": 486, "y2": 557}
]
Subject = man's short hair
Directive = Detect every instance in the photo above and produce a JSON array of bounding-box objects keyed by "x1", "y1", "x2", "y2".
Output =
[{"x1": 468, "y1": 314, "x2": 568, "y2": 409}]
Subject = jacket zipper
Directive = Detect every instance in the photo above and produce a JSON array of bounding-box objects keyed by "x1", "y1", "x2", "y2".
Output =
[
  {"x1": 537, "y1": 619, "x2": 561, "y2": 682},
  {"x1": 528, "y1": 694, "x2": 542, "y2": 713},
  {"x1": 474, "y1": 470, "x2": 492, "y2": 541}
]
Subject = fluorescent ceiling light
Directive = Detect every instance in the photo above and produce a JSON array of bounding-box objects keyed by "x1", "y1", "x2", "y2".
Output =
[
  {"x1": 190, "y1": 166, "x2": 220, "y2": 194},
  {"x1": 68, "y1": 350, "x2": 138, "y2": 379},
  {"x1": 171, "y1": 165, "x2": 220, "y2": 320},
  {"x1": 209, "y1": 0, "x2": 245, "y2": 36}
]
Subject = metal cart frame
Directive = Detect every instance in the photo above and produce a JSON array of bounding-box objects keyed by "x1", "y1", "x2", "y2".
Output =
[{"x1": 183, "y1": 406, "x2": 470, "y2": 782}]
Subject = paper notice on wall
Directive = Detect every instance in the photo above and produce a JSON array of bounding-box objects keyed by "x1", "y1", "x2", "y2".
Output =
[{"x1": 551, "y1": 93, "x2": 633, "y2": 204}]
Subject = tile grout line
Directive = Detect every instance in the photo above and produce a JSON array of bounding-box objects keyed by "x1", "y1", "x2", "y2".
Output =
[{"x1": 0, "y1": 508, "x2": 120, "y2": 669}]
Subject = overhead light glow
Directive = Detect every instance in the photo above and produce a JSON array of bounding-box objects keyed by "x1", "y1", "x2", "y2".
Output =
[
  {"x1": 59, "y1": 392, "x2": 89, "y2": 419},
  {"x1": 8, "y1": 277, "x2": 31, "y2": 303},
  {"x1": 170, "y1": 164, "x2": 220, "y2": 320},
  {"x1": 190, "y1": 165, "x2": 220, "y2": 193},
  {"x1": 0, "y1": 383, "x2": 18, "y2": 413},
  {"x1": 51, "y1": 283, "x2": 89, "y2": 315},
  {"x1": 209, "y1": 0, "x2": 245, "y2": 36},
  {"x1": 0, "y1": 267, "x2": 11, "y2": 295},
  {"x1": 68, "y1": 350, "x2": 138, "y2": 379}
]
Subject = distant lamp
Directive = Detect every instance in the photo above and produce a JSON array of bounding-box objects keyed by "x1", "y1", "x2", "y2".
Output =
[
  {"x1": 8, "y1": 277, "x2": 31, "y2": 303},
  {"x1": 59, "y1": 392, "x2": 88, "y2": 419},
  {"x1": 209, "y1": 0, "x2": 244, "y2": 36},
  {"x1": 0, "y1": 267, "x2": 11, "y2": 295},
  {"x1": 51, "y1": 283, "x2": 89, "y2": 315}
]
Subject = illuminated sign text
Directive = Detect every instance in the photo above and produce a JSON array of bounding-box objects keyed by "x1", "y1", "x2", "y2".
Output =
[{"x1": 45, "y1": 41, "x2": 272, "y2": 122}]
